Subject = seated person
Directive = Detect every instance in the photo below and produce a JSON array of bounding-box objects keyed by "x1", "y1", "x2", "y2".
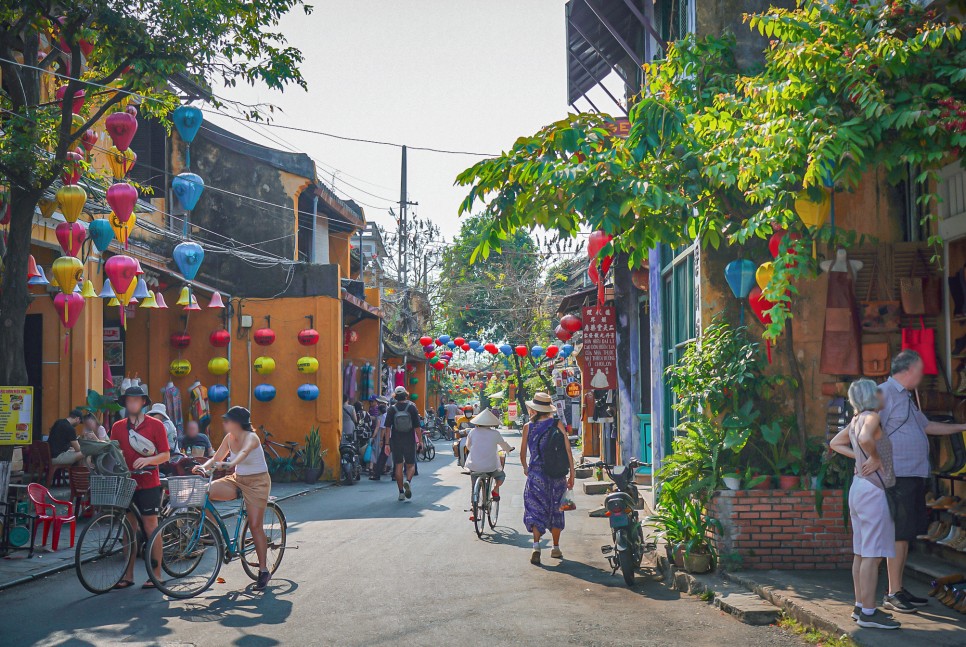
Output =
[
  {"x1": 80, "y1": 412, "x2": 109, "y2": 441},
  {"x1": 48, "y1": 408, "x2": 85, "y2": 465},
  {"x1": 463, "y1": 409, "x2": 513, "y2": 505},
  {"x1": 179, "y1": 420, "x2": 213, "y2": 458}
]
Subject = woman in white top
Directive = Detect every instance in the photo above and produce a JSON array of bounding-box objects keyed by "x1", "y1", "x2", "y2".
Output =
[
  {"x1": 464, "y1": 409, "x2": 514, "y2": 504},
  {"x1": 193, "y1": 406, "x2": 273, "y2": 590}
]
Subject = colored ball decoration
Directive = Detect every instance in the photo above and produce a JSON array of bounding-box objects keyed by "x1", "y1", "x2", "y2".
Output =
[
  {"x1": 208, "y1": 384, "x2": 229, "y2": 403},
  {"x1": 169, "y1": 359, "x2": 191, "y2": 377},
  {"x1": 560, "y1": 314, "x2": 583, "y2": 333},
  {"x1": 207, "y1": 357, "x2": 230, "y2": 375},
  {"x1": 546, "y1": 345, "x2": 559, "y2": 359},
  {"x1": 254, "y1": 356, "x2": 276, "y2": 375},
  {"x1": 298, "y1": 328, "x2": 320, "y2": 346},
  {"x1": 254, "y1": 328, "x2": 276, "y2": 346},
  {"x1": 554, "y1": 325, "x2": 573, "y2": 342},
  {"x1": 297, "y1": 356, "x2": 319, "y2": 373},
  {"x1": 514, "y1": 345, "x2": 528, "y2": 357},
  {"x1": 209, "y1": 329, "x2": 230, "y2": 347},
  {"x1": 409, "y1": 377, "x2": 419, "y2": 385},
  {"x1": 453, "y1": 337, "x2": 466, "y2": 346},
  {"x1": 531, "y1": 345, "x2": 544, "y2": 358},
  {"x1": 410, "y1": 393, "x2": 418, "y2": 401},
  {"x1": 170, "y1": 332, "x2": 191, "y2": 349},
  {"x1": 254, "y1": 384, "x2": 276, "y2": 402},
  {"x1": 419, "y1": 336, "x2": 433, "y2": 346},
  {"x1": 297, "y1": 384, "x2": 320, "y2": 401}
]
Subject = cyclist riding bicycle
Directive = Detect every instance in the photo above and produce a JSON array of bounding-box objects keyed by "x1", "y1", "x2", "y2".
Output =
[{"x1": 463, "y1": 409, "x2": 513, "y2": 512}]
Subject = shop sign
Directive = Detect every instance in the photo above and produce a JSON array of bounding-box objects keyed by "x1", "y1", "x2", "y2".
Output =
[
  {"x1": 582, "y1": 305, "x2": 617, "y2": 390},
  {"x1": 507, "y1": 402, "x2": 518, "y2": 420},
  {"x1": 0, "y1": 387, "x2": 33, "y2": 445},
  {"x1": 103, "y1": 327, "x2": 121, "y2": 342},
  {"x1": 566, "y1": 382, "x2": 581, "y2": 398}
]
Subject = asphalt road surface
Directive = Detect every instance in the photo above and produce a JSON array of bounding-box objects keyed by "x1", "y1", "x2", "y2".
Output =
[{"x1": 0, "y1": 430, "x2": 808, "y2": 647}]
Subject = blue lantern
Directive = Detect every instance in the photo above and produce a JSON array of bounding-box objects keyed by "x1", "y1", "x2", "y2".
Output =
[
  {"x1": 561, "y1": 344, "x2": 574, "y2": 357},
  {"x1": 254, "y1": 384, "x2": 276, "y2": 402},
  {"x1": 172, "y1": 106, "x2": 203, "y2": 145},
  {"x1": 98, "y1": 278, "x2": 115, "y2": 298},
  {"x1": 172, "y1": 173, "x2": 205, "y2": 211},
  {"x1": 173, "y1": 241, "x2": 205, "y2": 281},
  {"x1": 499, "y1": 344, "x2": 513, "y2": 356},
  {"x1": 439, "y1": 335, "x2": 451, "y2": 344},
  {"x1": 88, "y1": 218, "x2": 115, "y2": 253},
  {"x1": 297, "y1": 383, "x2": 320, "y2": 401},
  {"x1": 209, "y1": 384, "x2": 229, "y2": 403},
  {"x1": 447, "y1": 341, "x2": 456, "y2": 349},
  {"x1": 531, "y1": 345, "x2": 544, "y2": 358},
  {"x1": 133, "y1": 277, "x2": 149, "y2": 299},
  {"x1": 469, "y1": 340, "x2": 480, "y2": 349},
  {"x1": 724, "y1": 259, "x2": 756, "y2": 324}
]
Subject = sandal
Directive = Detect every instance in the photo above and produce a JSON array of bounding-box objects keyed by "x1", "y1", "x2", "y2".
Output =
[
  {"x1": 141, "y1": 580, "x2": 165, "y2": 589},
  {"x1": 112, "y1": 579, "x2": 135, "y2": 590}
]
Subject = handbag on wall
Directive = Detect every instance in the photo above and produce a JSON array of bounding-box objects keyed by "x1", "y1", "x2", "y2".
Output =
[
  {"x1": 901, "y1": 323, "x2": 938, "y2": 375},
  {"x1": 860, "y1": 258, "x2": 901, "y2": 332},
  {"x1": 862, "y1": 342, "x2": 891, "y2": 377},
  {"x1": 900, "y1": 250, "x2": 942, "y2": 316}
]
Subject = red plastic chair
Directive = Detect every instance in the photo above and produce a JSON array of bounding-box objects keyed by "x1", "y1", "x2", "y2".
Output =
[
  {"x1": 27, "y1": 483, "x2": 76, "y2": 552},
  {"x1": 68, "y1": 465, "x2": 93, "y2": 519}
]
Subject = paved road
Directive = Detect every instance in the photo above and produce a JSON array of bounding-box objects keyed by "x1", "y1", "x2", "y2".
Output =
[{"x1": 0, "y1": 431, "x2": 807, "y2": 646}]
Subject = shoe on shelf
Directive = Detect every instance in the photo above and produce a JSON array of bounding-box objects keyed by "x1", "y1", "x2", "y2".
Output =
[
  {"x1": 926, "y1": 492, "x2": 938, "y2": 506},
  {"x1": 918, "y1": 520, "x2": 942, "y2": 540},
  {"x1": 927, "y1": 522, "x2": 952, "y2": 542},
  {"x1": 901, "y1": 587, "x2": 929, "y2": 607},
  {"x1": 856, "y1": 609, "x2": 902, "y2": 630},
  {"x1": 938, "y1": 526, "x2": 961, "y2": 546},
  {"x1": 930, "y1": 496, "x2": 961, "y2": 509},
  {"x1": 883, "y1": 592, "x2": 919, "y2": 614}
]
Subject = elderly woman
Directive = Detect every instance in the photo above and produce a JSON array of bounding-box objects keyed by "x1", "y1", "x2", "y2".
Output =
[{"x1": 830, "y1": 379, "x2": 900, "y2": 630}]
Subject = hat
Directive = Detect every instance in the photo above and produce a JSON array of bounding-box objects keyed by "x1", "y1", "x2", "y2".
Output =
[
  {"x1": 375, "y1": 396, "x2": 390, "y2": 404},
  {"x1": 222, "y1": 405, "x2": 253, "y2": 431},
  {"x1": 146, "y1": 402, "x2": 171, "y2": 421},
  {"x1": 393, "y1": 386, "x2": 409, "y2": 397},
  {"x1": 118, "y1": 384, "x2": 151, "y2": 407},
  {"x1": 470, "y1": 409, "x2": 501, "y2": 427},
  {"x1": 525, "y1": 392, "x2": 556, "y2": 413}
]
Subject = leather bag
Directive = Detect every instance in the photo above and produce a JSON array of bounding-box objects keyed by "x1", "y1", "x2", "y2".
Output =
[
  {"x1": 860, "y1": 258, "x2": 901, "y2": 332},
  {"x1": 901, "y1": 324, "x2": 938, "y2": 375},
  {"x1": 862, "y1": 342, "x2": 891, "y2": 377},
  {"x1": 900, "y1": 250, "x2": 943, "y2": 315}
]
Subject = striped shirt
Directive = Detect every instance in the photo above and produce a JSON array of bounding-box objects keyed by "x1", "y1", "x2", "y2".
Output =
[{"x1": 877, "y1": 377, "x2": 930, "y2": 478}]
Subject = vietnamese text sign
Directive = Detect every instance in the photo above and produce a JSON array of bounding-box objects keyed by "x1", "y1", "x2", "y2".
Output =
[
  {"x1": 0, "y1": 387, "x2": 33, "y2": 445},
  {"x1": 582, "y1": 306, "x2": 617, "y2": 390}
]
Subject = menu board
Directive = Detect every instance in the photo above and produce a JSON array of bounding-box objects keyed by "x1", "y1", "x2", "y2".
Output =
[
  {"x1": 582, "y1": 306, "x2": 617, "y2": 390},
  {"x1": 0, "y1": 387, "x2": 33, "y2": 445}
]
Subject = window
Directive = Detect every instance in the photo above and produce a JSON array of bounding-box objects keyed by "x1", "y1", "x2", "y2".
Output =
[
  {"x1": 127, "y1": 118, "x2": 167, "y2": 195},
  {"x1": 660, "y1": 242, "x2": 698, "y2": 454}
]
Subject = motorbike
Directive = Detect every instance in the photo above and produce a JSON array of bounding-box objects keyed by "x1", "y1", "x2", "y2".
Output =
[
  {"x1": 452, "y1": 428, "x2": 469, "y2": 467},
  {"x1": 588, "y1": 458, "x2": 649, "y2": 586},
  {"x1": 340, "y1": 432, "x2": 362, "y2": 485}
]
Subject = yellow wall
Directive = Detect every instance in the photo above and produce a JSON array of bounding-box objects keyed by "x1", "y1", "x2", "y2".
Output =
[{"x1": 329, "y1": 232, "x2": 351, "y2": 274}]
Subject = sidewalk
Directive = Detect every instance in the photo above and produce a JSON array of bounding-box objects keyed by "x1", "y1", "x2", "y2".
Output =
[{"x1": 0, "y1": 479, "x2": 332, "y2": 592}]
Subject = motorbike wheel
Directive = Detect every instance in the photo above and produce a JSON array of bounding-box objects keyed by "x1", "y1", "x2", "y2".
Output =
[
  {"x1": 341, "y1": 459, "x2": 355, "y2": 486},
  {"x1": 617, "y1": 547, "x2": 636, "y2": 586}
]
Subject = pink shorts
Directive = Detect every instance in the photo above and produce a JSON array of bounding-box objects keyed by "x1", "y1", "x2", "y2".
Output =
[{"x1": 848, "y1": 477, "x2": 896, "y2": 558}]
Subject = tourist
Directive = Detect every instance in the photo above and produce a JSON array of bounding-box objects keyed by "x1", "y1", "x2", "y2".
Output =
[
  {"x1": 385, "y1": 387, "x2": 420, "y2": 501},
  {"x1": 179, "y1": 420, "x2": 213, "y2": 458},
  {"x1": 48, "y1": 408, "x2": 85, "y2": 465},
  {"x1": 464, "y1": 409, "x2": 513, "y2": 510},
  {"x1": 80, "y1": 412, "x2": 108, "y2": 441},
  {"x1": 147, "y1": 402, "x2": 179, "y2": 455},
  {"x1": 521, "y1": 392, "x2": 575, "y2": 564},
  {"x1": 342, "y1": 395, "x2": 358, "y2": 441},
  {"x1": 369, "y1": 398, "x2": 390, "y2": 480},
  {"x1": 878, "y1": 350, "x2": 966, "y2": 613},
  {"x1": 830, "y1": 379, "x2": 900, "y2": 630}
]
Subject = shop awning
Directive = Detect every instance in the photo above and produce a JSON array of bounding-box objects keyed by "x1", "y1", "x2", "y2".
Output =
[
  {"x1": 342, "y1": 290, "x2": 382, "y2": 323},
  {"x1": 556, "y1": 284, "x2": 613, "y2": 315}
]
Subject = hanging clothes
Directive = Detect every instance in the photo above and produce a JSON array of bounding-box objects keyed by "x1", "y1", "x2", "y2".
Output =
[
  {"x1": 161, "y1": 383, "x2": 185, "y2": 433},
  {"x1": 820, "y1": 262, "x2": 863, "y2": 376},
  {"x1": 188, "y1": 383, "x2": 210, "y2": 432},
  {"x1": 344, "y1": 362, "x2": 358, "y2": 401},
  {"x1": 394, "y1": 367, "x2": 405, "y2": 389},
  {"x1": 359, "y1": 363, "x2": 374, "y2": 401}
]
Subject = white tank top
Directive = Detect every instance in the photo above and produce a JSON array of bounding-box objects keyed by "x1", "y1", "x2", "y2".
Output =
[{"x1": 229, "y1": 433, "x2": 269, "y2": 476}]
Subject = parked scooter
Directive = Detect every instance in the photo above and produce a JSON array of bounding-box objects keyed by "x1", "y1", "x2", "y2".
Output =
[
  {"x1": 586, "y1": 458, "x2": 649, "y2": 586},
  {"x1": 340, "y1": 432, "x2": 362, "y2": 485}
]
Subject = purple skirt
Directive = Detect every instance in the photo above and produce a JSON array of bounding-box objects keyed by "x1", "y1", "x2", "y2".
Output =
[{"x1": 523, "y1": 468, "x2": 567, "y2": 534}]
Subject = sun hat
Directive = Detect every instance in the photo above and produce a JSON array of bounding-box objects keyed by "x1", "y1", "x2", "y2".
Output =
[
  {"x1": 470, "y1": 409, "x2": 501, "y2": 427},
  {"x1": 393, "y1": 386, "x2": 409, "y2": 397},
  {"x1": 146, "y1": 402, "x2": 171, "y2": 421},
  {"x1": 525, "y1": 392, "x2": 556, "y2": 413},
  {"x1": 222, "y1": 405, "x2": 253, "y2": 431},
  {"x1": 117, "y1": 384, "x2": 151, "y2": 408}
]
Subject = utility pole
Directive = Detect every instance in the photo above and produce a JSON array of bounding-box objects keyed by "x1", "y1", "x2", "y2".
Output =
[{"x1": 397, "y1": 145, "x2": 418, "y2": 290}]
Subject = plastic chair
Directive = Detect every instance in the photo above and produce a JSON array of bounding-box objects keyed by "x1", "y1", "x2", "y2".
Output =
[
  {"x1": 27, "y1": 483, "x2": 76, "y2": 552},
  {"x1": 68, "y1": 465, "x2": 92, "y2": 518},
  {"x1": 25, "y1": 442, "x2": 68, "y2": 488}
]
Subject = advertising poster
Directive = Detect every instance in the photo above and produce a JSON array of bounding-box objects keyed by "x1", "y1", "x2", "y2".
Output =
[
  {"x1": 581, "y1": 305, "x2": 617, "y2": 390},
  {"x1": 0, "y1": 387, "x2": 34, "y2": 445}
]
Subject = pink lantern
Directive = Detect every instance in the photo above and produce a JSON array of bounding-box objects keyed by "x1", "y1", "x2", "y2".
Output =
[
  {"x1": 106, "y1": 183, "x2": 138, "y2": 223},
  {"x1": 55, "y1": 86, "x2": 86, "y2": 114},
  {"x1": 208, "y1": 292, "x2": 225, "y2": 308},
  {"x1": 62, "y1": 151, "x2": 83, "y2": 185},
  {"x1": 81, "y1": 129, "x2": 98, "y2": 154},
  {"x1": 155, "y1": 293, "x2": 169, "y2": 309},
  {"x1": 53, "y1": 292, "x2": 85, "y2": 353},
  {"x1": 105, "y1": 109, "x2": 138, "y2": 152},
  {"x1": 55, "y1": 222, "x2": 86, "y2": 257},
  {"x1": 104, "y1": 254, "x2": 138, "y2": 297}
]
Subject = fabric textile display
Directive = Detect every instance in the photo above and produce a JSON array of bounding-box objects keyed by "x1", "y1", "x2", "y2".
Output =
[
  {"x1": 820, "y1": 263, "x2": 863, "y2": 376},
  {"x1": 901, "y1": 323, "x2": 938, "y2": 375}
]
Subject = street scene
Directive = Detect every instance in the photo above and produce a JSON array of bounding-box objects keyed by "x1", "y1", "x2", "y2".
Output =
[{"x1": 3, "y1": 1, "x2": 966, "y2": 646}]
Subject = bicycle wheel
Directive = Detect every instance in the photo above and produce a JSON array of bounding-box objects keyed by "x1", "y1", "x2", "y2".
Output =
[
  {"x1": 75, "y1": 510, "x2": 135, "y2": 594},
  {"x1": 473, "y1": 478, "x2": 487, "y2": 538},
  {"x1": 240, "y1": 502, "x2": 287, "y2": 580},
  {"x1": 488, "y1": 492, "x2": 500, "y2": 529},
  {"x1": 427, "y1": 446, "x2": 436, "y2": 461},
  {"x1": 146, "y1": 514, "x2": 223, "y2": 599}
]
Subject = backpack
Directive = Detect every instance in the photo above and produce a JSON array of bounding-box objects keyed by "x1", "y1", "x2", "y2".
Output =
[
  {"x1": 391, "y1": 403, "x2": 414, "y2": 435},
  {"x1": 538, "y1": 419, "x2": 570, "y2": 479}
]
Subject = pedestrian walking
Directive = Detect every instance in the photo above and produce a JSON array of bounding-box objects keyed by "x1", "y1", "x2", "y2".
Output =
[
  {"x1": 520, "y1": 392, "x2": 575, "y2": 565},
  {"x1": 369, "y1": 398, "x2": 390, "y2": 480},
  {"x1": 385, "y1": 387, "x2": 421, "y2": 501},
  {"x1": 830, "y1": 379, "x2": 900, "y2": 630},
  {"x1": 877, "y1": 350, "x2": 966, "y2": 613}
]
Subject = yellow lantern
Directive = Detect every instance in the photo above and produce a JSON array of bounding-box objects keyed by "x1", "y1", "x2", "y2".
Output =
[
  {"x1": 794, "y1": 188, "x2": 832, "y2": 258},
  {"x1": 80, "y1": 279, "x2": 97, "y2": 298},
  {"x1": 115, "y1": 281, "x2": 136, "y2": 308},
  {"x1": 207, "y1": 357, "x2": 230, "y2": 375},
  {"x1": 38, "y1": 198, "x2": 57, "y2": 220},
  {"x1": 176, "y1": 286, "x2": 191, "y2": 306},
  {"x1": 169, "y1": 359, "x2": 192, "y2": 377},
  {"x1": 51, "y1": 256, "x2": 83, "y2": 293},
  {"x1": 297, "y1": 356, "x2": 319, "y2": 374},
  {"x1": 107, "y1": 146, "x2": 137, "y2": 179},
  {"x1": 139, "y1": 290, "x2": 159, "y2": 308},
  {"x1": 56, "y1": 185, "x2": 87, "y2": 223},
  {"x1": 755, "y1": 262, "x2": 774, "y2": 291},
  {"x1": 254, "y1": 356, "x2": 276, "y2": 375},
  {"x1": 107, "y1": 296, "x2": 120, "y2": 306},
  {"x1": 110, "y1": 211, "x2": 136, "y2": 246}
]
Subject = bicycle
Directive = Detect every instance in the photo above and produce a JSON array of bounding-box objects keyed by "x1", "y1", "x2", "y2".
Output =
[
  {"x1": 418, "y1": 434, "x2": 436, "y2": 461},
  {"x1": 260, "y1": 426, "x2": 305, "y2": 464},
  {"x1": 145, "y1": 468, "x2": 286, "y2": 599},
  {"x1": 466, "y1": 448, "x2": 513, "y2": 538}
]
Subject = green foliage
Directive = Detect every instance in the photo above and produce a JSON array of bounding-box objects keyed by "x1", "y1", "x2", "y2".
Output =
[
  {"x1": 303, "y1": 426, "x2": 325, "y2": 470},
  {"x1": 267, "y1": 456, "x2": 302, "y2": 483},
  {"x1": 83, "y1": 389, "x2": 122, "y2": 415},
  {"x1": 651, "y1": 488, "x2": 721, "y2": 558}
]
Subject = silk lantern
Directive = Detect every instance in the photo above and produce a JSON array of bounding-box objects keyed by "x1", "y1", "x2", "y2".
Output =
[
  {"x1": 514, "y1": 345, "x2": 528, "y2": 357},
  {"x1": 499, "y1": 344, "x2": 513, "y2": 356},
  {"x1": 104, "y1": 255, "x2": 137, "y2": 296},
  {"x1": 88, "y1": 219, "x2": 114, "y2": 253},
  {"x1": 172, "y1": 241, "x2": 204, "y2": 281},
  {"x1": 55, "y1": 222, "x2": 85, "y2": 257},
  {"x1": 438, "y1": 335, "x2": 451, "y2": 344},
  {"x1": 169, "y1": 359, "x2": 192, "y2": 377},
  {"x1": 756, "y1": 262, "x2": 775, "y2": 291},
  {"x1": 55, "y1": 184, "x2": 86, "y2": 223},
  {"x1": 298, "y1": 328, "x2": 320, "y2": 345},
  {"x1": 172, "y1": 105, "x2": 203, "y2": 168},
  {"x1": 297, "y1": 357, "x2": 319, "y2": 373},
  {"x1": 210, "y1": 329, "x2": 230, "y2": 347},
  {"x1": 531, "y1": 345, "x2": 544, "y2": 358},
  {"x1": 170, "y1": 332, "x2": 191, "y2": 349},
  {"x1": 51, "y1": 256, "x2": 83, "y2": 293},
  {"x1": 587, "y1": 230, "x2": 614, "y2": 278},
  {"x1": 53, "y1": 292, "x2": 84, "y2": 352},
  {"x1": 561, "y1": 344, "x2": 574, "y2": 356},
  {"x1": 794, "y1": 188, "x2": 831, "y2": 258},
  {"x1": 546, "y1": 345, "x2": 559, "y2": 359},
  {"x1": 55, "y1": 86, "x2": 85, "y2": 114},
  {"x1": 419, "y1": 336, "x2": 433, "y2": 347},
  {"x1": 254, "y1": 384, "x2": 276, "y2": 402},
  {"x1": 453, "y1": 337, "x2": 466, "y2": 346},
  {"x1": 768, "y1": 229, "x2": 802, "y2": 266},
  {"x1": 110, "y1": 211, "x2": 136, "y2": 248},
  {"x1": 460, "y1": 343, "x2": 470, "y2": 351},
  {"x1": 209, "y1": 384, "x2": 229, "y2": 403},
  {"x1": 81, "y1": 129, "x2": 98, "y2": 154},
  {"x1": 748, "y1": 286, "x2": 777, "y2": 363},
  {"x1": 207, "y1": 358, "x2": 230, "y2": 375},
  {"x1": 254, "y1": 356, "x2": 276, "y2": 375},
  {"x1": 484, "y1": 343, "x2": 498, "y2": 354},
  {"x1": 107, "y1": 147, "x2": 137, "y2": 179},
  {"x1": 105, "y1": 109, "x2": 138, "y2": 152},
  {"x1": 422, "y1": 344, "x2": 435, "y2": 353},
  {"x1": 172, "y1": 173, "x2": 205, "y2": 211},
  {"x1": 555, "y1": 325, "x2": 572, "y2": 342},
  {"x1": 255, "y1": 327, "x2": 275, "y2": 346},
  {"x1": 724, "y1": 258, "x2": 756, "y2": 325},
  {"x1": 62, "y1": 151, "x2": 82, "y2": 185},
  {"x1": 297, "y1": 384, "x2": 320, "y2": 401},
  {"x1": 560, "y1": 315, "x2": 582, "y2": 333}
]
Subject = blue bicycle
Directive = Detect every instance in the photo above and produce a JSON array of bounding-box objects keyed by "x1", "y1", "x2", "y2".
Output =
[{"x1": 144, "y1": 469, "x2": 286, "y2": 598}]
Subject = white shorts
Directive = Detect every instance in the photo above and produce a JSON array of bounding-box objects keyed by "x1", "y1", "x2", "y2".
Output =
[{"x1": 848, "y1": 477, "x2": 896, "y2": 558}]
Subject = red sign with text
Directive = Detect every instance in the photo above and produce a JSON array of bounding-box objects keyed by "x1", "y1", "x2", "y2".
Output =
[{"x1": 582, "y1": 306, "x2": 617, "y2": 390}]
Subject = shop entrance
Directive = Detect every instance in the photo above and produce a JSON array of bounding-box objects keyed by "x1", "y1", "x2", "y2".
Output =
[{"x1": 24, "y1": 314, "x2": 43, "y2": 437}]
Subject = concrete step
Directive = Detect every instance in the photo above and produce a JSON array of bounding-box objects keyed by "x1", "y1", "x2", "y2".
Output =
[
  {"x1": 583, "y1": 481, "x2": 612, "y2": 495},
  {"x1": 574, "y1": 466, "x2": 594, "y2": 479},
  {"x1": 714, "y1": 592, "x2": 782, "y2": 626}
]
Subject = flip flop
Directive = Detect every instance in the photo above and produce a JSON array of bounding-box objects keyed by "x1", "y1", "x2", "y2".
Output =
[
  {"x1": 141, "y1": 580, "x2": 165, "y2": 589},
  {"x1": 113, "y1": 579, "x2": 135, "y2": 590}
]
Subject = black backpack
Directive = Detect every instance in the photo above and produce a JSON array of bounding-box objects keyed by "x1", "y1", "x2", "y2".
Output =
[
  {"x1": 391, "y1": 403, "x2": 414, "y2": 435},
  {"x1": 538, "y1": 419, "x2": 570, "y2": 479}
]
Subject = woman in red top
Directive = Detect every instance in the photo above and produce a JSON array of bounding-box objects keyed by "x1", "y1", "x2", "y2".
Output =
[{"x1": 110, "y1": 385, "x2": 170, "y2": 589}]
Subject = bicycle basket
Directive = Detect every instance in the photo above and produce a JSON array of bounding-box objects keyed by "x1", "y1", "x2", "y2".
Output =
[
  {"x1": 90, "y1": 475, "x2": 137, "y2": 509},
  {"x1": 167, "y1": 476, "x2": 208, "y2": 508}
]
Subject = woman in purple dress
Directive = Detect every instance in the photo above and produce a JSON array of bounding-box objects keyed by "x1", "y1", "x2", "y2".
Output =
[{"x1": 521, "y1": 392, "x2": 575, "y2": 565}]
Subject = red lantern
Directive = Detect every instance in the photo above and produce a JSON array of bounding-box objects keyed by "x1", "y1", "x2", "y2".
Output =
[
  {"x1": 484, "y1": 342, "x2": 498, "y2": 354},
  {"x1": 514, "y1": 345, "x2": 528, "y2": 357},
  {"x1": 170, "y1": 332, "x2": 191, "y2": 349},
  {"x1": 298, "y1": 328, "x2": 320, "y2": 346},
  {"x1": 433, "y1": 361, "x2": 445, "y2": 370},
  {"x1": 768, "y1": 229, "x2": 802, "y2": 262},
  {"x1": 419, "y1": 336, "x2": 432, "y2": 346},
  {"x1": 554, "y1": 325, "x2": 572, "y2": 342},
  {"x1": 453, "y1": 336, "x2": 466, "y2": 346},
  {"x1": 209, "y1": 329, "x2": 230, "y2": 347},
  {"x1": 55, "y1": 86, "x2": 86, "y2": 115},
  {"x1": 546, "y1": 344, "x2": 559, "y2": 359},
  {"x1": 425, "y1": 351, "x2": 436, "y2": 359},
  {"x1": 587, "y1": 230, "x2": 614, "y2": 278},
  {"x1": 748, "y1": 287, "x2": 775, "y2": 326},
  {"x1": 254, "y1": 328, "x2": 276, "y2": 346},
  {"x1": 460, "y1": 343, "x2": 471, "y2": 351},
  {"x1": 631, "y1": 266, "x2": 650, "y2": 291},
  {"x1": 560, "y1": 315, "x2": 582, "y2": 333}
]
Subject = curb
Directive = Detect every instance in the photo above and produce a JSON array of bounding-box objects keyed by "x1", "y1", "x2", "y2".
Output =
[{"x1": 0, "y1": 482, "x2": 332, "y2": 593}]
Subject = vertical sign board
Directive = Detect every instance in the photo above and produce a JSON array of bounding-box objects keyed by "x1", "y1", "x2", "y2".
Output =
[
  {"x1": 582, "y1": 306, "x2": 617, "y2": 390},
  {"x1": 0, "y1": 387, "x2": 34, "y2": 445},
  {"x1": 507, "y1": 402, "x2": 518, "y2": 421}
]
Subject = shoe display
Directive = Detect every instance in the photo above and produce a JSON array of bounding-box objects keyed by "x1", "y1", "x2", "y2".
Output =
[
  {"x1": 856, "y1": 609, "x2": 901, "y2": 629},
  {"x1": 918, "y1": 520, "x2": 942, "y2": 541},
  {"x1": 883, "y1": 592, "x2": 918, "y2": 614},
  {"x1": 926, "y1": 521, "x2": 951, "y2": 542},
  {"x1": 937, "y1": 526, "x2": 960, "y2": 546},
  {"x1": 929, "y1": 496, "x2": 960, "y2": 510}
]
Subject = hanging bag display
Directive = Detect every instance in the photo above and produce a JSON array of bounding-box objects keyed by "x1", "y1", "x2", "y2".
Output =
[
  {"x1": 900, "y1": 250, "x2": 942, "y2": 316},
  {"x1": 860, "y1": 257, "x2": 901, "y2": 332},
  {"x1": 901, "y1": 321, "x2": 938, "y2": 375},
  {"x1": 861, "y1": 342, "x2": 891, "y2": 377}
]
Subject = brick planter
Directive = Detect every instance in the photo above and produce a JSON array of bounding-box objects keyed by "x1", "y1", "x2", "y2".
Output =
[{"x1": 708, "y1": 489, "x2": 852, "y2": 570}]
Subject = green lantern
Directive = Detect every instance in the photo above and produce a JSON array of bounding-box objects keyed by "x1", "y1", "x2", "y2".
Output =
[
  {"x1": 411, "y1": 393, "x2": 419, "y2": 401},
  {"x1": 409, "y1": 377, "x2": 419, "y2": 385}
]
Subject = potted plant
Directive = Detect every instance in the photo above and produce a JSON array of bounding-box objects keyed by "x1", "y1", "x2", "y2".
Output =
[
  {"x1": 303, "y1": 426, "x2": 327, "y2": 483},
  {"x1": 648, "y1": 490, "x2": 687, "y2": 568},
  {"x1": 722, "y1": 473, "x2": 742, "y2": 490},
  {"x1": 678, "y1": 493, "x2": 721, "y2": 574},
  {"x1": 268, "y1": 456, "x2": 301, "y2": 483},
  {"x1": 800, "y1": 436, "x2": 825, "y2": 490}
]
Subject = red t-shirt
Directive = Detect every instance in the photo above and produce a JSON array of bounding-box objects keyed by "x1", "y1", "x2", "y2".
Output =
[{"x1": 110, "y1": 416, "x2": 170, "y2": 490}]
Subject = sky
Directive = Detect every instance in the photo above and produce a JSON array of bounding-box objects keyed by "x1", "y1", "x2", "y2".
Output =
[{"x1": 205, "y1": 0, "x2": 621, "y2": 240}]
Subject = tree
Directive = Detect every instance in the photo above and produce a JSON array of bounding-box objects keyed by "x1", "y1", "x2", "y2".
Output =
[{"x1": 0, "y1": 1, "x2": 311, "y2": 385}]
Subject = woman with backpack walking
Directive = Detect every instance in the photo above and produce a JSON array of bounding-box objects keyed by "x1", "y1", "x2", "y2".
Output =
[{"x1": 520, "y1": 392, "x2": 575, "y2": 565}]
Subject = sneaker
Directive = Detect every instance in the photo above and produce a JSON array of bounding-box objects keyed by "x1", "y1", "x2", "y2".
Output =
[
  {"x1": 851, "y1": 606, "x2": 860, "y2": 621},
  {"x1": 398, "y1": 491, "x2": 406, "y2": 501},
  {"x1": 254, "y1": 570, "x2": 271, "y2": 591},
  {"x1": 530, "y1": 549, "x2": 541, "y2": 565},
  {"x1": 883, "y1": 592, "x2": 918, "y2": 614},
  {"x1": 403, "y1": 480, "x2": 412, "y2": 499},
  {"x1": 856, "y1": 609, "x2": 901, "y2": 629},
  {"x1": 900, "y1": 588, "x2": 929, "y2": 607},
  {"x1": 550, "y1": 547, "x2": 563, "y2": 559}
]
